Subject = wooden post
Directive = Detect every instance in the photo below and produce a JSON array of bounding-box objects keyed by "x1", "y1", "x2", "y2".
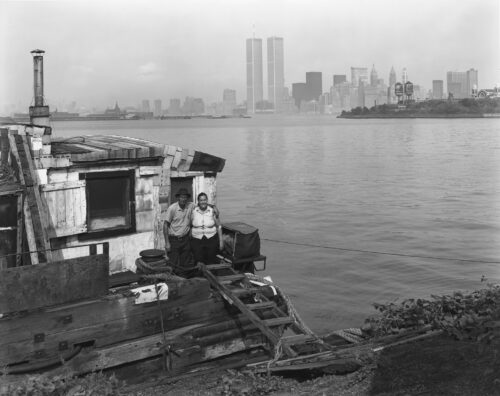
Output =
[
  {"x1": 103, "y1": 242, "x2": 109, "y2": 257},
  {"x1": 0, "y1": 128, "x2": 9, "y2": 165},
  {"x1": 16, "y1": 193, "x2": 24, "y2": 267}
]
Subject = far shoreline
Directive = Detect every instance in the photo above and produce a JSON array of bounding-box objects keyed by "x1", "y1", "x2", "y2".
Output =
[{"x1": 338, "y1": 113, "x2": 500, "y2": 119}]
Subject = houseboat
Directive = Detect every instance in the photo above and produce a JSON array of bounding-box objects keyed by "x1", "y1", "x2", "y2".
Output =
[{"x1": 0, "y1": 50, "x2": 352, "y2": 385}]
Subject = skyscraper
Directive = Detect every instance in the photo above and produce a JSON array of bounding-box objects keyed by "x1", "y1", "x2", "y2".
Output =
[
  {"x1": 333, "y1": 75, "x2": 347, "y2": 86},
  {"x1": 447, "y1": 69, "x2": 478, "y2": 99},
  {"x1": 292, "y1": 82, "x2": 307, "y2": 109},
  {"x1": 267, "y1": 37, "x2": 284, "y2": 113},
  {"x1": 389, "y1": 67, "x2": 397, "y2": 87},
  {"x1": 154, "y1": 99, "x2": 162, "y2": 117},
  {"x1": 246, "y1": 38, "x2": 263, "y2": 114},
  {"x1": 432, "y1": 80, "x2": 444, "y2": 99},
  {"x1": 402, "y1": 68, "x2": 408, "y2": 84},
  {"x1": 466, "y1": 68, "x2": 478, "y2": 97},
  {"x1": 305, "y1": 72, "x2": 322, "y2": 101},
  {"x1": 370, "y1": 65, "x2": 378, "y2": 87},
  {"x1": 223, "y1": 89, "x2": 237, "y2": 115},
  {"x1": 350, "y1": 67, "x2": 368, "y2": 87},
  {"x1": 142, "y1": 99, "x2": 150, "y2": 113}
]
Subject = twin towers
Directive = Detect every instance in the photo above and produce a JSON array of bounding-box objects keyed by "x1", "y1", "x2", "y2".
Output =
[{"x1": 246, "y1": 37, "x2": 284, "y2": 114}]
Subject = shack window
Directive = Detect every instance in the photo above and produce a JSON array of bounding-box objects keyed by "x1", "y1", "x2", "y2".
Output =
[{"x1": 80, "y1": 171, "x2": 135, "y2": 237}]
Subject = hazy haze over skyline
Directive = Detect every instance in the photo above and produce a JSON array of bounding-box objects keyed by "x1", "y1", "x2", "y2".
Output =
[{"x1": 1, "y1": 0, "x2": 499, "y2": 112}]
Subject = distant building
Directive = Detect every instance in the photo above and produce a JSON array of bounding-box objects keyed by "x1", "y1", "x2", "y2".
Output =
[
  {"x1": 338, "y1": 82, "x2": 351, "y2": 110},
  {"x1": 292, "y1": 82, "x2": 307, "y2": 109},
  {"x1": 246, "y1": 38, "x2": 263, "y2": 114},
  {"x1": 447, "y1": 69, "x2": 478, "y2": 99},
  {"x1": 432, "y1": 80, "x2": 444, "y2": 99},
  {"x1": 281, "y1": 87, "x2": 296, "y2": 113},
  {"x1": 142, "y1": 99, "x2": 150, "y2": 113},
  {"x1": 402, "y1": 68, "x2": 408, "y2": 84},
  {"x1": 319, "y1": 93, "x2": 331, "y2": 114},
  {"x1": 333, "y1": 74, "x2": 347, "y2": 86},
  {"x1": 104, "y1": 102, "x2": 121, "y2": 116},
  {"x1": 305, "y1": 72, "x2": 322, "y2": 101},
  {"x1": 222, "y1": 89, "x2": 237, "y2": 115},
  {"x1": 350, "y1": 67, "x2": 368, "y2": 87},
  {"x1": 168, "y1": 98, "x2": 181, "y2": 115},
  {"x1": 466, "y1": 69, "x2": 478, "y2": 97},
  {"x1": 267, "y1": 37, "x2": 285, "y2": 113},
  {"x1": 388, "y1": 66, "x2": 397, "y2": 104},
  {"x1": 389, "y1": 66, "x2": 397, "y2": 87},
  {"x1": 154, "y1": 99, "x2": 162, "y2": 117},
  {"x1": 182, "y1": 97, "x2": 205, "y2": 115},
  {"x1": 370, "y1": 64, "x2": 378, "y2": 87}
]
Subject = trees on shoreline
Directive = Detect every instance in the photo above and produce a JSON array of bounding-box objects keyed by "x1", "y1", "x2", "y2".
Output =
[{"x1": 341, "y1": 98, "x2": 500, "y2": 117}]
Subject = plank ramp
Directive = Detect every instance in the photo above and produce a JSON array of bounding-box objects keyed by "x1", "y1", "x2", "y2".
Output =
[{"x1": 200, "y1": 263, "x2": 333, "y2": 360}]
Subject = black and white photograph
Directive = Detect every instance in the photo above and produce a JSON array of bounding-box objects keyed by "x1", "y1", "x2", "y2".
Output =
[{"x1": 0, "y1": 0, "x2": 499, "y2": 394}]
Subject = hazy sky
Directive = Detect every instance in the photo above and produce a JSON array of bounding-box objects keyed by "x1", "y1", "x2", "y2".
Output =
[{"x1": 1, "y1": 0, "x2": 499, "y2": 111}]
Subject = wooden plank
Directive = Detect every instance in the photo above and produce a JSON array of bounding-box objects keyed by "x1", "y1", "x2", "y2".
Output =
[
  {"x1": 56, "y1": 188, "x2": 66, "y2": 228},
  {"x1": 281, "y1": 334, "x2": 316, "y2": 345},
  {"x1": 139, "y1": 166, "x2": 161, "y2": 176},
  {"x1": 246, "y1": 301, "x2": 276, "y2": 310},
  {"x1": 0, "y1": 128, "x2": 9, "y2": 165},
  {"x1": 0, "y1": 278, "x2": 211, "y2": 342},
  {"x1": 8, "y1": 133, "x2": 39, "y2": 264},
  {"x1": 15, "y1": 194, "x2": 23, "y2": 267},
  {"x1": 22, "y1": 194, "x2": 39, "y2": 264},
  {"x1": 217, "y1": 274, "x2": 246, "y2": 283},
  {"x1": 171, "y1": 148, "x2": 183, "y2": 169},
  {"x1": 263, "y1": 317, "x2": 294, "y2": 327},
  {"x1": 65, "y1": 187, "x2": 74, "y2": 228},
  {"x1": 205, "y1": 263, "x2": 232, "y2": 271},
  {"x1": 0, "y1": 253, "x2": 109, "y2": 314},
  {"x1": 41, "y1": 180, "x2": 85, "y2": 192},
  {"x1": 18, "y1": 135, "x2": 52, "y2": 262},
  {"x1": 0, "y1": 296, "x2": 228, "y2": 365},
  {"x1": 7, "y1": 134, "x2": 24, "y2": 185}
]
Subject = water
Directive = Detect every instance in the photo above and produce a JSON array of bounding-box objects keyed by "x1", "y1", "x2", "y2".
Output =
[{"x1": 52, "y1": 115, "x2": 500, "y2": 333}]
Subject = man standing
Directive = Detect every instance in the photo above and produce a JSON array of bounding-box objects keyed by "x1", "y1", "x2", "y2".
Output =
[{"x1": 164, "y1": 188, "x2": 195, "y2": 270}]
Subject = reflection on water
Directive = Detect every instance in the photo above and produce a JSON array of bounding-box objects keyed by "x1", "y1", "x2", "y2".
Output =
[{"x1": 53, "y1": 116, "x2": 500, "y2": 333}]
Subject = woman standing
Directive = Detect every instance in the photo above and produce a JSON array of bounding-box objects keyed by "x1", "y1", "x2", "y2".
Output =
[{"x1": 190, "y1": 192, "x2": 224, "y2": 265}]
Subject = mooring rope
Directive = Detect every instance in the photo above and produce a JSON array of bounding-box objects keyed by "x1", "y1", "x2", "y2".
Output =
[
  {"x1": 261, "y1": 238, "x2": 500, "y2": 264},
  {"x1": 245, "y1": 273, "x2": 344, "y2": 348}
]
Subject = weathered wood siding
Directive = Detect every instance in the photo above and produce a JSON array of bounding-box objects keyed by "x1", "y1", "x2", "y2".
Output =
[
  {"x1": 41, "y1": 180, "x2": 87, "y2": 237},
  {"x1": 0, "y1": 252, "x2": 108, "y2": 314}
]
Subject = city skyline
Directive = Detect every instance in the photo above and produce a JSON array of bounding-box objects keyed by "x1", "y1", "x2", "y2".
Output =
[{"x1": 1, "y1": 0, "x2": 498, "y2": 112}]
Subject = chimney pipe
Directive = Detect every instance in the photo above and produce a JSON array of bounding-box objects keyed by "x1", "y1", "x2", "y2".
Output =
[{"x1": 29, "y1": 49, "x2": 50, "y2": 126}]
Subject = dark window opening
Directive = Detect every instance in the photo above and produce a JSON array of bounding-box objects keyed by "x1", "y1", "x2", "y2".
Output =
[{"x1": 80, "y1": 171, "x2": 135, "y2": 238}]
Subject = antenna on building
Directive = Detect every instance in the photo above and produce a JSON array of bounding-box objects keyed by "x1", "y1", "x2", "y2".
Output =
[{"x1": 252, "y1": 23, "x2": 255, "y2": 39}]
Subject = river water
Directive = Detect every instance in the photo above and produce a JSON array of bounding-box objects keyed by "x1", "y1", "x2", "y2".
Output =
[{"x1": 52, "y1": 115, "x2": 500, "y2": 333}]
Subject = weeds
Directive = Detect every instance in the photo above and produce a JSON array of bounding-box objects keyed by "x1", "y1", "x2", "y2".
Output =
[
  {"x1": 0, "y1": 366, "x2": 124, "y2": 396},
  {"x1": 363, "y1": 283, "x2": 500, "y2": 343}
]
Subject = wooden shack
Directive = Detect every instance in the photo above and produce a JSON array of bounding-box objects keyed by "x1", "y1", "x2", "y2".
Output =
[{"x1": 0, "y1": 124, "x2": 224, "y2": 273}]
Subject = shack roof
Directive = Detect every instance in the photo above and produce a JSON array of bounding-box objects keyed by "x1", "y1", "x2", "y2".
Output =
[{"x1": 50, "y1": 135, "x2": 225, "y2": 172}]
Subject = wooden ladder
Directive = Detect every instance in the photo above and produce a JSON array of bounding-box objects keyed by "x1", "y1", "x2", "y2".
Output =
[{"x1": 199, "y1": 263, "x2": 331, "y2": 359}]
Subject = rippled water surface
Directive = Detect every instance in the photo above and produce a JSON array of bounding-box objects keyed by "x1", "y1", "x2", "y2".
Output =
[{"x1": 54, "y1": 116, "x2": 500, "y2": 333}]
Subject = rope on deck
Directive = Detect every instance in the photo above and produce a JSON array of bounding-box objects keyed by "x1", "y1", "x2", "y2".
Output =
[{"x1": 245, "y1": 273, "x2": 359, "y2": 347}]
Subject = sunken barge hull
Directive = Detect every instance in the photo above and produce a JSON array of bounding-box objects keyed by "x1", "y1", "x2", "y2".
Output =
[{"x1": 0, "y1": 252, "x2": 277, "y2": 378}]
